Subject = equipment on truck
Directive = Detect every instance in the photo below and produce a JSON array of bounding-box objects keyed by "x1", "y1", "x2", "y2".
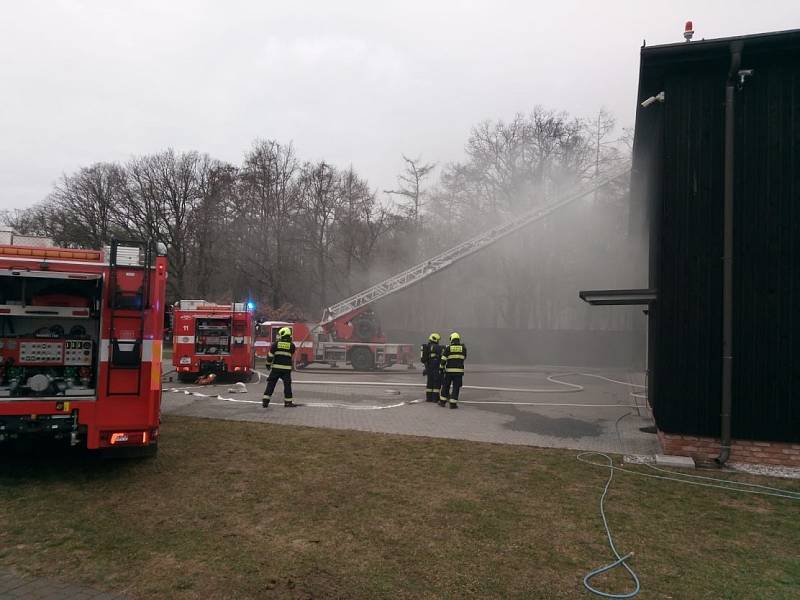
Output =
[
  {"x1": 172, "y1": 300, "x2": 256, "y2": 383},
  {"x1": 0, "y1": 239, "x2": 167, "y2": 455}
]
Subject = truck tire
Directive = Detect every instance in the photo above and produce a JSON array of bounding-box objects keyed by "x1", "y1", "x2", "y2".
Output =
[
  {"x1": 178, "y1": 373, "x2": 195, "y2": 384},
  {"x1": 349, "y1": 346, "x2": 375, "y2": 371}
]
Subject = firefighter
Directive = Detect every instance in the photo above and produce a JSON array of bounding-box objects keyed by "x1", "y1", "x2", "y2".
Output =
[
  {"x1": 262, "y1": 326, "x2": 296, "y2": 408},
  {"x1": 439, "y1": 332, "x2": 467, "y2": 409},
  {"x1": 420, "y1": 332, "x2": 444, "y2": 402}
]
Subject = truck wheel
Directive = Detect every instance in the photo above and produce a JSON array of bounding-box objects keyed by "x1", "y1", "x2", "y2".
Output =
[
  {"x1": 350, "y1": 346, "x2": 375, "y2": 371},
  {"x1": 178, "y1": 373, "x2": 195, "y2": 384}
]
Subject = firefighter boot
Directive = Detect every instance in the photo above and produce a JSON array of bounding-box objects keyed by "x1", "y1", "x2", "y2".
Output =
[
  {"x1": 438, "y1": 396, "x2": 447, "y2": 407},
  {"x1": 262, "y1": 395, "x2": 271, "y2": 408},
  {"x1": 284, "y1": 400, "x2": 296, "y2": 408},
  {"x1": 449, "y1": 401, "x2": 459, "y2": 409}
]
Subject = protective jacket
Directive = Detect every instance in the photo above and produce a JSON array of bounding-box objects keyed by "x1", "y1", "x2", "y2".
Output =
[
  {"x1": 420, "y1": 341, "x2": 444, "y2": 371},
  {"x1": 267, "y1": 337, "x2": 296, "y2": 371},
  {"x1": 440, "y1": 342, "x2": 467, "y2": 373}
]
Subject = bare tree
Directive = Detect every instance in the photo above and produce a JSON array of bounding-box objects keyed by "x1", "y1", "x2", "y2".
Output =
[
  {"x1": 1, "y1": 203, "x2": 62, "y2": 241},
  {"x1": 384, "y1": 155, "x2": 435, "y2": 263},
  {"x1": 44, "y1": 163, "x2": 126, "y2": 248},
  {"x1": 190, "y1": 161, "x2": 238, "y2": 298},
  {"x1": 421, "y1": 107, "x2": 624, "y2": 330},
  {"x1": 384, "y1": 155, "x2": 436, "y2": 226},
  {"x1": 386, "y1": 156, "x2": 434, "y2": 217},
  {"x1": 121, "y1": 150, "x2": 207, "y2": 298},
  {"x1": 335, "y1": 166, "x2": 377, "y2": 294},
  {"x1": 239, "y1": 140, "x2": 299, "y2": 307},
  {"x1": 299, "y1": 161, "x2": 342, "y2": 309},
  {"x1": 4, "y1": 107, "x2": 633, "y2": 333}
]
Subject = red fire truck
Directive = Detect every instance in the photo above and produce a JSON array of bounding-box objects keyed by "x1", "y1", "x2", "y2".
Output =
[
  {"x1": 172, "y1": 300, "x2": 256, "y2": 382},
  {"x1": 0, "y1": 239, "x2": 167, "y2": 456},
  {"x1": 254, "y1": 307, "x2": 415, "y2": 371}
]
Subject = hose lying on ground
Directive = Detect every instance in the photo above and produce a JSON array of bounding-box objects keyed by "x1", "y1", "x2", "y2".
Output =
[
  {"x1": 579, "y1": 452, "x2": 640, "y2": 599},
  {"x1": 577, "y1": 451, "x2": 800, "y2": 599}
]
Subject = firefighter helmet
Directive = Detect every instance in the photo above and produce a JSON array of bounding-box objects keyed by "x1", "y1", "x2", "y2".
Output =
[
  {"x1": 429, "y1": 332, "x2": 441, "y2": 343},
  {"x1": 278, "y1": 326, "x2": 292, "y2": 339},
  {"x1": 450, "y1": 332, "x2": 461, "y2": 342}
]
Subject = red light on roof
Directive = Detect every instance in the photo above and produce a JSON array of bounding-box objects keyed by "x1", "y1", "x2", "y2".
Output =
[{"x1": 683, "y1": 20, "x2": 694, "y2": 42}]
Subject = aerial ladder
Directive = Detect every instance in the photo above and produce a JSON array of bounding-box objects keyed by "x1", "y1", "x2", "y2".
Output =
[
  {"x1": 319, "y1": 168, "x2": 631, "y2": 329},
  {"x1": 267, "y1": 168, "x2": 630, "y2": 370}
]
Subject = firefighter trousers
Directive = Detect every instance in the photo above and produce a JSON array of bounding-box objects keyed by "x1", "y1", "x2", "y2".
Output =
[
  {"x1": 440, "y1": 373, "x2": 463, "y2": 406},
  {"x1": 264, "y1": 370, "x2": 293, "y2": 399},
  {"x1": 425, "y1": 368, "x2": 442, "y2": 402}
]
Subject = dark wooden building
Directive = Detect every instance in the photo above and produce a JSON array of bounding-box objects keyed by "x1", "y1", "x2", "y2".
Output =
[{"x1": 629, "y1": 29, "x2": 800, "y2": 460}]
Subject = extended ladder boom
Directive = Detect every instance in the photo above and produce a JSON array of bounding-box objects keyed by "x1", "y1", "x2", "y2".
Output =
[{"x1": 320, "y1": 168, "x2": 631, "y2": 325}]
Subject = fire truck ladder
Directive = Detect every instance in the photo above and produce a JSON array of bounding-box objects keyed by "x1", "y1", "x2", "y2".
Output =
[
  {"x1": 320, "y1": 168, "x2": 631, "y2": 326},
  {"x1": 106, "y1": 240, "x2": 153, "y2": 396}
]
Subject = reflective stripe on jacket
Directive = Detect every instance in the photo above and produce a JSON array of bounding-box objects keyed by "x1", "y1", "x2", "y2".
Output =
[
  {"x1": 267, "y1": 338, "x2": 296, "y2": 370},
  {"x1": 440, "y1": 342, "x2": 467, "y2": 373}
]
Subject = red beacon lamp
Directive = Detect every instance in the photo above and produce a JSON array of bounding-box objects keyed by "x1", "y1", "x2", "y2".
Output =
[{"x1": 684, "y1": 20, "x2": 694, "y2": 42}]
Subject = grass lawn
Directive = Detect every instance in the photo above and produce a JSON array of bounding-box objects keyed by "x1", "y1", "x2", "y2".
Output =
[{"x1": 1, "y1": 416, "x2": 799, "y2": 599}]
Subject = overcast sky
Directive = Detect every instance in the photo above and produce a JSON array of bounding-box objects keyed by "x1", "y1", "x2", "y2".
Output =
[{"x1": 1, "y1": 1, "x2": 797, "y2": 209}]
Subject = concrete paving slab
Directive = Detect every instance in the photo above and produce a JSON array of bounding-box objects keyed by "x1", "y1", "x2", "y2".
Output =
[
  {"x1": 161, "y1": 364, "x2": 661, "y2": 455},
  {"x1": 655, "y1": 454, "x2": 696, "y2": 468}
]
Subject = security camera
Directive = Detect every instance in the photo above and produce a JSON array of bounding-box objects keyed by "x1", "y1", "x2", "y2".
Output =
[{"x1": 641, "y1": 91, "x2": 665, "y2": 108}]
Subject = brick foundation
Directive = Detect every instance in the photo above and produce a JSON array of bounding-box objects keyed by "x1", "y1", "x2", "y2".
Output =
[{"x1": 658, "y1": 432, "x2": 800, "y2": 467}]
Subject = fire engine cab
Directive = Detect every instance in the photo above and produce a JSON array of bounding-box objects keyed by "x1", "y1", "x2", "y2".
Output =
[
  {"x1": 172, "y1": 300, "x2": 256, "y2": 382},
  {"x1": 0, "y1": 239, "x2": 167, "y2": 455}
]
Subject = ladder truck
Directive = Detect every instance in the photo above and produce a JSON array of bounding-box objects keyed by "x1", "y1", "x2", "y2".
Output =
[
  {"x1": 0, "y1": 239, "x2": 167, "y2": 456},
  {"x1": 255, "y1": 313, "x2": 415, "y2": 371},
  {"x1": 256, "y1": 169, "x2": 630, "y2": 370}
]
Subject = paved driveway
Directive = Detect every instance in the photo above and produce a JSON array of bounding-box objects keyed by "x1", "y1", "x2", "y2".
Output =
[{"x1": 161, "y1": 364, "x2": 660, "y2": 456}]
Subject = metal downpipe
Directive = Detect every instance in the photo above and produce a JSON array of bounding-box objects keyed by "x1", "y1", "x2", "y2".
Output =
[{"x1": 717, "y1": 42, "x2": 743, "y2": 467}]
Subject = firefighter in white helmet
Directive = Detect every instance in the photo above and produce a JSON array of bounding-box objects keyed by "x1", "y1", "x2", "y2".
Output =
[
  {"x1": 439, "y1": 332, "x2": 467, "y2": 409},
  {"x1": 262, "y1": 326, "x2": 297, "y2": 408}
]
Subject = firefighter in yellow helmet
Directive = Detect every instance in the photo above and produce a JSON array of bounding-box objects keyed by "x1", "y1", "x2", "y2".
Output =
[
  {"x1": 262, "y1": 326, "x2": 297, "y2": 408},
  {"x1": 439, "y1": 332, "x2": 467, "y2": 409},
  {"x1": 420, "y1": 332, "x2": 444, "y2": 402}
]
